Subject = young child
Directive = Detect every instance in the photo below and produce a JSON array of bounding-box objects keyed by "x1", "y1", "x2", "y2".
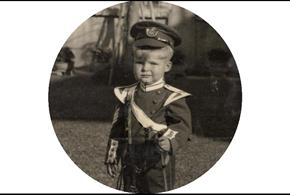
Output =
[{"x1": 105, "y1": 21, "x2": 192, "y2": 193}]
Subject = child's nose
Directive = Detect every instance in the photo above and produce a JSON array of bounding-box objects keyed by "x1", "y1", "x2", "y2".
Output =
[{"x1": 142, "y1": 62, "x2": 150, "y2": 71}]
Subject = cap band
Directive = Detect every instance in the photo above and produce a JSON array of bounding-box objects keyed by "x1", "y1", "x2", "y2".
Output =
[{"x1": 135, "y1": 27, "x2": 174, "y2": 48}]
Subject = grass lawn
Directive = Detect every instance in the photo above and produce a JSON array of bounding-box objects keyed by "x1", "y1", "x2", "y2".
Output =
[{"x1": 52, "y1": 119, "x2": 229, "y2": 190}]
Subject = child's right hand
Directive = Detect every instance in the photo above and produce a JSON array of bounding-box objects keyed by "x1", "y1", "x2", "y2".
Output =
[{"x1": 158, "y1": 136, "x2": 171, "y2": 152}]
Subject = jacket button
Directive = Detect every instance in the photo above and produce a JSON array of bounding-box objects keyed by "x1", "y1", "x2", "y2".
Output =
[
  {"x1": 152, "y1": 100, "x2": 158, "y2": 104},
  {"x1": 150, "y1": 110, "x2": 156, "y2": 114},
  {"x1": 156, "y1": 90, "x2": 162, "y2": 95}
]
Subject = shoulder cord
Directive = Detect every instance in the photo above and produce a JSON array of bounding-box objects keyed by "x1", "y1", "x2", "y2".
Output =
[
  {"x1": 116, "y1": 164, "x2": 123, "y2": 190},
  {"x1": 116, "y1": 87, "x2": 136, "y2": 191},
  {"x1": 126, "y1": 87, "x2": 139, "y2": 192},
  {"x1": 116, "y1": 99, "x2": 132, "y2": 191}
]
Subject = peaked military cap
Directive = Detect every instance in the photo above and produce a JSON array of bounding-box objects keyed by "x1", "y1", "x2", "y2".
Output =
[{"x1": 130, "y1": 21, "x2": 182, "y2": 48}]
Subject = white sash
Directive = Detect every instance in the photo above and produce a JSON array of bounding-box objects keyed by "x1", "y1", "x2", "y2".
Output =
[
  {"x1": 131, "y1": 98, "x2": 168, "y2": 132},
  {"x1": 127, "y1": 86, "x2": 178, "y2": 139}
]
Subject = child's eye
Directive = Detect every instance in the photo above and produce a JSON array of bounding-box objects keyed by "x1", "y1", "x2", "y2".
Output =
[
  {"x1": 149, "y1": 62, "x2": 159, "y2": 66},
  {"x1": 135, "y1": 61, "x2": 143, "y2": 65}
]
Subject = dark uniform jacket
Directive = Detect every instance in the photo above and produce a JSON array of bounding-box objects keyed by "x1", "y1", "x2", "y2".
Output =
[{"x1": 105, "y1": 81, "x2": 192, "y2": 192}]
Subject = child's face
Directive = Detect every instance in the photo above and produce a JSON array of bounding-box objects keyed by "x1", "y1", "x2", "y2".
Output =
[{"x1": 133, "y1": 47, "x2": 172, "y2": 85}]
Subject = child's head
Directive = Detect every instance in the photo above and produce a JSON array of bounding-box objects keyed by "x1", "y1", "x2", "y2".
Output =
[
  {"x1": 130, "y1": 21, "x2": 181, "y2": 85},
  {"x1": 133, "y1": 45, "x2": 173, "y2": 85}
]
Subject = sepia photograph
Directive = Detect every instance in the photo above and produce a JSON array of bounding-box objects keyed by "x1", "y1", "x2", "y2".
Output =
[
  {"x1": 48, "y1": 1, "x2": 242, "y2": 193},
  {"x1": 2, "y1": 1, "x2": 290, "y2": 194}
]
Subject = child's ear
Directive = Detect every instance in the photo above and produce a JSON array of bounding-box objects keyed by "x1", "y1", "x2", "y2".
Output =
[{"x1": 165, "y1": 61, "x2": 172, "y2": 72}]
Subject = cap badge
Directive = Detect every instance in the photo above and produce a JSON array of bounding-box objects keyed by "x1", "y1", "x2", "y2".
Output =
[{"x1": 146, "y1": 27, "x2": 159, "y2": 38}]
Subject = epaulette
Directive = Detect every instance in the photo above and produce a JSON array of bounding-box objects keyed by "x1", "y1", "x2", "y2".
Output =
[
  {"x1": 163, "y1": 84, "x2": 191, "y2": 106},
  {"x1": 113, "y1": 83, "x2": 138, "y2": 104}
]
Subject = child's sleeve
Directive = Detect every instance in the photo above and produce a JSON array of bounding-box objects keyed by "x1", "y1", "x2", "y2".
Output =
[
  {"x1": 105, "y1": 102, "x2": 125, "y2": 164},
  {"x1": 109, "y1": 103, "x2": 125, "y2": 139},
  {"x1": 165, "y1": 97, "x2": 192, "y2": 156}
]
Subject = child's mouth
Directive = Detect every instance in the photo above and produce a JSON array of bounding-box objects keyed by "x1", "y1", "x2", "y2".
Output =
[{"x1": 141, "y1": 75, "x2": 151, "y2": 78}]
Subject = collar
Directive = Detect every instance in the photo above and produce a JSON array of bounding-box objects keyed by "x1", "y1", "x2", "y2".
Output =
[{"x1": 140, "y1": 78, "x2": 165, "y2": 92}]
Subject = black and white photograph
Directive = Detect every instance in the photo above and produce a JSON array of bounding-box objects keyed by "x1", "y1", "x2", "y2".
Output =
[
  {"x1": 49, "y1": 1, "x2": 241, "y2": 193},
  {"x1": 1, "y1": 1, "x2": 290, "y2": 194}
]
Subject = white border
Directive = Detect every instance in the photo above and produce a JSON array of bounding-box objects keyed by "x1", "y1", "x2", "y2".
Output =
[{"x1": 0, "y1": 1, "x2": 290, "y2": 193}]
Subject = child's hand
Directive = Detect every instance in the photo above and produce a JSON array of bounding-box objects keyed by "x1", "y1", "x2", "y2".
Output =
[{"x1": 158, "y1": 136, "x2": 171, "y2": 152}]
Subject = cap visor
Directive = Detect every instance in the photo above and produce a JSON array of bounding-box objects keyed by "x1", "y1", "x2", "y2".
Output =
[{"x1": 134, "y1": 38, "x2": 168, "y2": 48}]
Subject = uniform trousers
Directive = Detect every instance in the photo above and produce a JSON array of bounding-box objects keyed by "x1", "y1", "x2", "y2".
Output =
[{"x1": 121, "y1": 142, "x2": 175, "y2": 193}]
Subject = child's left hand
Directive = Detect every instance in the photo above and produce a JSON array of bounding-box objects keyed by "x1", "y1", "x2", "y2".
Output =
[{"x1": 158, "y1": 136, "x2": 171, "y2": 152}]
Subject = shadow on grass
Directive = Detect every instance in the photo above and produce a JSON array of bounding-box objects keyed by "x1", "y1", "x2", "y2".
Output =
[{"x1": 49, "y1": 74, "x2": 116, "y2": 121}]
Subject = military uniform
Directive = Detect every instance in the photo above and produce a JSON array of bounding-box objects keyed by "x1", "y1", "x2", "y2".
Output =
[
  {"x1": 104, "y1": 21, "x2": 192, "y2": 193},
  {"x1": 105, "y1": 79, "x2": 192, "y2": 192}
]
